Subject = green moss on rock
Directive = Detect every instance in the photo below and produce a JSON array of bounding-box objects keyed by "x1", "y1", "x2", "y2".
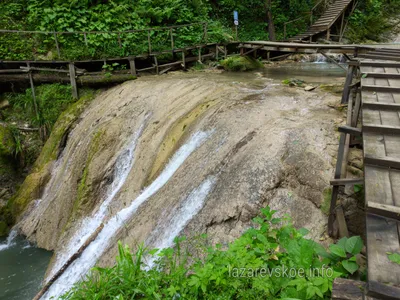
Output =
[
  {"x1": 6, "y1": 91, "x2": 95, "y2": 220},
  {"x1": 0, "y1": 125, "x2": 15, "y2": 157},
  {"x1": 220, "y1": 56, "x2": 264, "y2": 71},
  {"x1": 0, "y1": 220, "x2": 8, "y2": 236}
]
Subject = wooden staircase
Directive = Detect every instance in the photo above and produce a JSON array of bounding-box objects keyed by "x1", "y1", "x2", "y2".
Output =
[{"x1": 289, "y1": 0, "x2": 354, "y2": 42}]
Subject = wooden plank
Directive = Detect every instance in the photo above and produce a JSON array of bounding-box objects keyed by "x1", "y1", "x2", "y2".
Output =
[
  {"x1": 338, "y1": 125, "x2": 362, "y2": 136},
  {"x1": 362, "y1": 72, "x2": 400, "y2": 79},
  {"x1": 363, "y1": 101, "x2": 400, "y2": 111},
  {"x1": 328, "y1": 133, "x2": 346, "y2": 236},
  {"x1": 362, "y1": 85, "x2": 400, "y2": 93},
  {"x1": 332, "y1": 278, "x2": 365, "y2": 300},
  {"x1": 341, "y1": 65, "x2": 354, "y2": 103},
  {"x1": 358, "y1": 54, "x2": 400, "y2": 61},
  {"x1": 360, "y1": 61, "x2": 400, "y2": 68},
  {"x1": 363, "y1": 124, "x2": 400, "y2": 135},
  {"x1": 364, "y1": 154, "x2": 400, "y2": 170},
  {"x1": 336, "y1": 206, "x2": 349, "y2": 238},
  {"x1": 367, "y1": 280, "x2": 400, "y2": 300},
  {"x1": 352, "y1": 91, "x2": 361, "y2": 127},
  {"x1": 368, "y1": 202, "x2": 400, "y2": 221},
  {"x1": 330, "y1": 178, "x2": 363, "y2": 186},
  {"x1": 366, "y1": 214, "x2": 400, "y2": 286}
]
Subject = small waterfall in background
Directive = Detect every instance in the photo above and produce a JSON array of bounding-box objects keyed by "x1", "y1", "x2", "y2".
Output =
[
  {"x1": 145, "y1": 175, "x2": 216, "y2": 270},
  {"x1": 314, "y1": 54, "x2": 327, "y2": 63},
  {"x1": 42, "y1": 130, "x2": 213, "y2": 299},
  {"x1": 0, "y1": 229, "x2": 18, "y2": 251},
  {"x1": 49, "y1": 120, "x2": 147, "y2": 278}
]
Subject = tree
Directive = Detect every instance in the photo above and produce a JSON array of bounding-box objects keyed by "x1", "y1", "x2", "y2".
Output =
[{"x1": 266, "y1": 0, "x2": 276, "y2": 41}]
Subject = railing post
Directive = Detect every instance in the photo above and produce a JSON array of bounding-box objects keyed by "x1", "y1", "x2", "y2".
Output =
[
  {"x1": 84, "y1": 32, "x2": 88, "y2": 46},
  {"x1": 147, "y1": 29, "x2": 152, "y2": 54},
  {"x1": 53, "y1": 32, "x2": 61, "y2": 58},
  {"x1": 69, "y1": 63, "x2": 79, "y2": 99},
  {"x1": 118, "y1": 32, "x2": 122, "y2": 48},
  {"x1": 170, "y1": 28, "x2": 174, "y2": 50},
  {"x1": 284, "y1": 24, "x2": 286, "y2": 40},
  {"x1": 204, "y1": 23, "x2": 208, "y2": 43}
]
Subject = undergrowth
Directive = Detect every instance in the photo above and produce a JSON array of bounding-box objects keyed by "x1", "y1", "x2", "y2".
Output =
[{"x1": 62, "y1": 207, "x2": 364, "y2": 300}]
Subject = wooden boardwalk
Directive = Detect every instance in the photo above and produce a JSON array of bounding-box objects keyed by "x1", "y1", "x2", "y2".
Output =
[
  {"x1": 289, "y1": 0, "x2": 355, "y2": 42},
  {"x1": 331, "y1": 48, "x2": 400, "y2": 299},
  {"x1": 360, "y1": 51, "x2": 400, "y2": 299}
]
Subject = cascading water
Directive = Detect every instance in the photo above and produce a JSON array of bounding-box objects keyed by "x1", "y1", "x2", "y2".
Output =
[
  {"x1": 48, "y1": 120, "x2": 147, "y2": 279},
  {"x1": 0, "y1": 229, "x2": 18, "y2": 251},
  {"x1": 144, "y1": 176, "x2": 216, "y2": 269},
  {"x1": 42, "y1": 130, "x2": 213, "y2": 299}
]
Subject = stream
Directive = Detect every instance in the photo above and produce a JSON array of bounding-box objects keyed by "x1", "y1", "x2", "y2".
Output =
[{"x1": 0, "y1": 60, "x2": 345, "y2": 300}]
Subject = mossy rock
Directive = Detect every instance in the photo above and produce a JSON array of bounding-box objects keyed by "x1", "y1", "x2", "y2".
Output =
[
  {"x1": 220, "y1": 56, "x2": 264, "y2": 71},
  {"x1": 7, "y1": 92, "x2": 95, "y2": 221},
  {"x1": 0, "y1": 125, "x2": 15, "y2": 157},
  {"x1": 0, "y1": 220, "x2": 8, "y2": 236}
]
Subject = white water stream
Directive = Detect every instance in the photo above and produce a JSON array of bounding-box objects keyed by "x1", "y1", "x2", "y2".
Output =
[
  {"x1": 145, "y1": 175, "x2": 216, "y2": 269},
  {"x1": 48, "y1": 121, "x2": 146, "y2": 278},
  {"x1": 42, "y1": 130, "x2": 212, "y2": 299},
  {"x1": 0, "y1": 229, "x2": 18, "y2": 251}
]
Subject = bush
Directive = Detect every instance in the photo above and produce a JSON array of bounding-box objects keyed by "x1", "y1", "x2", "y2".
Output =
[
  {"x1": 62, "y1": 207, "x2": 364, "y2": 300},
  {"x1": 220, "y1": 56, "x2": 264, "y2": 71}
]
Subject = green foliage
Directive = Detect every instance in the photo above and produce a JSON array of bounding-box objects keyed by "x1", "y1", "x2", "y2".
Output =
[
  {"x1": 62, "y1": 207, "x2": 364, "y2": 300},
  {"x1": 5, "y1": 84, "x2": 77, "y2": 132},
  {"x1": 387, "y1": 252, "x2": 400, "y2": 265},
  {"x1": 220, "y1": 55, "x2": 263, "y2": 71},
  {"x1": 346, "y1": 0, "x2": 400, "y2": 43}
]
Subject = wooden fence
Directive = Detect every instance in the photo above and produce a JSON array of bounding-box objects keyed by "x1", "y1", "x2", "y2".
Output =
[{"x1": 0, "y1": 22, "x2": 209, "y2": 61}]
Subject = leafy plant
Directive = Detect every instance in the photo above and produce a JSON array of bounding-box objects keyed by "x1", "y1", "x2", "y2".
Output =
[
  {"x1": 387, "y1": 252, "x2": 400, "y2": 265},
  {"x1": 62, "y1": 206, "x2": 363, "y2": 300}
]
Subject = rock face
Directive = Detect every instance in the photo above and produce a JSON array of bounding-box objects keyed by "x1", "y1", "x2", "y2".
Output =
[{"x1": 13, "y1": 72, "x2": 342, "y2": 285}]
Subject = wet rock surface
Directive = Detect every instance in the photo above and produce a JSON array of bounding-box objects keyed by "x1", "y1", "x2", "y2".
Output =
[{"x1": 13, "y1": 71, "x2": 345, "y2": 282}]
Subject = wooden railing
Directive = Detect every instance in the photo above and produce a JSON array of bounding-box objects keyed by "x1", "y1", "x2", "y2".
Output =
[{"x1": 0, "y1": 22, "x2": 209, "y2": 60}]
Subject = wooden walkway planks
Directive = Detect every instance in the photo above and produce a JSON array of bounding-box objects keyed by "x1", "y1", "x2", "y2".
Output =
[{"x1": 360, "y1": 57, "x2": 400, "y2": 298}]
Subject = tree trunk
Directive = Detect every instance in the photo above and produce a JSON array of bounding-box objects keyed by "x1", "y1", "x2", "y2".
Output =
[{"x1": 266, "y1": 0, "x2": 276, "y2": 41}]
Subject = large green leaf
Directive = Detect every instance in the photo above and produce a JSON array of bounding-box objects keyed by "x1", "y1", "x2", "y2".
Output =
[
  {"x1": 329, "y1": 244, "x2": 346, "y2": 258},
  {"x1": 342, "y1": 259, "x2": 359, "y2": 274},
  {"x1": 345, "y1": 236, "x2": 363, "y2": 255}
]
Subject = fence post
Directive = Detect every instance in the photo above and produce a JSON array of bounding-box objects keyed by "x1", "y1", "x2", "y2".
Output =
[
  {"x1": 170, "y1": 28, "x2": 174, "y2": 50},
  {"x1": 69, "y1": 63, "x2": 79, "y2": 99},
  {"x1": 129, "y1": 59, "x2": 136, "y2": 76},
  {"x1": 204, "y1": 23, "x2": 208, "y2": 43},
  {"x1": 54, "y1": 32, "x2": 61, "y2": 58},
  {"x1": 147, "y1": 29, "x2": 152, "y2": 54},
  {"x1": 118, "y1": 32, "x2": 122, "y2": 48},
  {"x1": 84, "y1": 32, "x2": 88, "y2": 46},
  {"x1": 284, "y1": 24, "x2": 287, "y2": 40}
]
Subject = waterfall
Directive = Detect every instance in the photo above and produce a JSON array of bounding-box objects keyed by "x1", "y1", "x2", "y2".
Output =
[
  {"x1": 48, "y1": 121, "x2": 146, "y2": 278},
  {"x1": 42, "y1": 130, "x2": 212, "y2": 299},
  {"x1": 144, "y1": 176, "x2": 216, "y2": 269},
  {"x1": 0, "y1": 229, "x2": 18, "y2": 251}
]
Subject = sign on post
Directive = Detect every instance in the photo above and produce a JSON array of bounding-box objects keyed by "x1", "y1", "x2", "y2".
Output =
[{"x1": 233, "y1": 11, "x2": 239, "y2": 40}]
